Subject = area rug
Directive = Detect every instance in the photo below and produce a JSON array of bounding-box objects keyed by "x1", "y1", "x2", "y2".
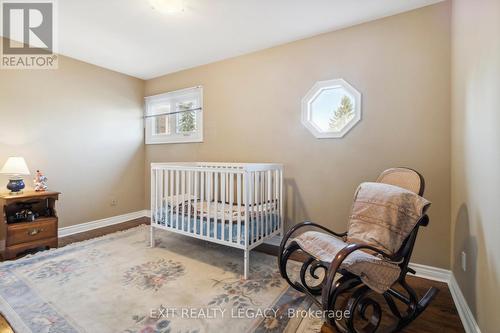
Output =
[{"x1": 0, "y1": 225, "x2": 311, "y2": 333}]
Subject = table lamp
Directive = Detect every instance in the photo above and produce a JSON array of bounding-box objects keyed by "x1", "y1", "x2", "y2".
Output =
[{"x1": 0, "y1": 157, "x2": 30, "y2": 194}]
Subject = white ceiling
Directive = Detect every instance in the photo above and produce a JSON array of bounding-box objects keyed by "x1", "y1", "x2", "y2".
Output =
[{"x1": 11, "y1": 0, "x2": 443, "y2": 79}]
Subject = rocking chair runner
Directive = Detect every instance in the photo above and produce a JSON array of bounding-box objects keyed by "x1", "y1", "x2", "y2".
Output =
[{"x1": 278, "y1": 168, "x2": 439, "y2": 333}]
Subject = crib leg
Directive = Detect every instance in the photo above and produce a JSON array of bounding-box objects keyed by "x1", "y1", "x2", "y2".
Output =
[
  {"x1": 244, "y1": 249, "x2": 249, "y2": 280},
  {"x1": 150, "y1": 225, "x2": 155, "y2": 248}
]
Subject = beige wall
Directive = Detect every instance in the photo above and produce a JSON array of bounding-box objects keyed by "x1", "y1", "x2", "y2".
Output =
[
  {"x1": 145, "y1": 3, "x2": 452, "y2": 268},
  {"x1": 451, "y1": 0, "x2": 500, "y2": 331},
  {"x1": 0, "y1": 44, "x2": 145, "y2": 228}
]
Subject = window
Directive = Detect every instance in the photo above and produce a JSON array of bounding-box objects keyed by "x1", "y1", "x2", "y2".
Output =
[
  {"x1": 301, "y1": 79, "x2": 361, "y2": 138},
  {"x1": 145, "y1": 86, "x2": 203, "y2": 144}
]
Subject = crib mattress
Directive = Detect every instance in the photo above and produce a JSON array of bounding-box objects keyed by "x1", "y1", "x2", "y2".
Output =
[{"x1": 153, "y1": 210, "x2": 279, "y2": 245}]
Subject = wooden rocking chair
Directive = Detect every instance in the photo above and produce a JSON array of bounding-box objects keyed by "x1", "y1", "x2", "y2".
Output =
[{"x1": 278, "y1": 168, "x2": 439, "y2": 333}]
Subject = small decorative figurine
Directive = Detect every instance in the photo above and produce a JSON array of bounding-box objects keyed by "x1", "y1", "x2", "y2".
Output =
[{"x1": 33, "y1": 170, "x2": 48, "y2": 192}]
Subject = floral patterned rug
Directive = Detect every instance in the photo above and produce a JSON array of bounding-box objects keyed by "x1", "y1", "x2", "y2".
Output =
[{"x1": 0, "y1": 226, "x2": 311, "y2": 333}]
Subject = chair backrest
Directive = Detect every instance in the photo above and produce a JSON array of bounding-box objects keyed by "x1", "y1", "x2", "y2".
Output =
[
  {"x1": 376, "y1": 167, "x2": 425, "y2": 196},
  {"x1": 375, "y1": 168, "x2": 428, "y2": 272}
]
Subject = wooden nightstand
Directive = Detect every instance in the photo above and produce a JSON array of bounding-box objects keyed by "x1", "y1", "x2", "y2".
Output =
[{"x1": 0, "y1": 191, "x2": 60, "y2": 260}]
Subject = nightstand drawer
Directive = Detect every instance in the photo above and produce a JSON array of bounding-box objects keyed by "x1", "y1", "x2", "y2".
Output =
[{"x1": 7, "y1": 218, "x2": 57, "y2": 246}]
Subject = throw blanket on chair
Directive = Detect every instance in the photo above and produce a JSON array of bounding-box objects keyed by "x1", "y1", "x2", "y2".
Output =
[
  {"x1": 294, "y1": 182, "x2": 430, "y2": 293},
  {"x1": 347, "y1": 182, "x2": 431, "y2": 255}
]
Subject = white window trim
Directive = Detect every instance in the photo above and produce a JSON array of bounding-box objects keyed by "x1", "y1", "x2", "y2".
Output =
[
  {"x1": 145, "y1": 86, "x2": 203, "y2": 144},
  {"x1": 301, "y1": 78, "x2": 361, "y2": 139}
]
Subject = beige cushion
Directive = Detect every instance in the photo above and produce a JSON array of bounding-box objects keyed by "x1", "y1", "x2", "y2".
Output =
[
  {"x1": 347, "y1": 182, "x2": 430, "y2": 255},
  {"x1": 293, "y1": 231, "x2": 401, "y2": 293}
]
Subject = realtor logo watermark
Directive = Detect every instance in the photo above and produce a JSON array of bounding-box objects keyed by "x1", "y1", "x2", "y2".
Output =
[
  {"x1": 1, "y1": 0, "x2": 58, "y2": 69},
  {"x1": 150, "y1": 306, "x2": 351, "y2": 321}
]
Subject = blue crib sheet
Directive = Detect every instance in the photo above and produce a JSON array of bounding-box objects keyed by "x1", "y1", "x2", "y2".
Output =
[{"x1": 153, "y1": 210, "x2": 279, "y2": 245}]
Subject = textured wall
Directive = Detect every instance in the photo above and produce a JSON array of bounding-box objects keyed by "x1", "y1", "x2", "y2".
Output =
[
  {"x1": 0, "y1": 46, "x2": 145, "y2": 228},
  {"x1": 451, "y1": 0, "x2": 500, "y2": 331},
  {"x1": 145, "y1": 3, "x2": 452, "y2": 268}
]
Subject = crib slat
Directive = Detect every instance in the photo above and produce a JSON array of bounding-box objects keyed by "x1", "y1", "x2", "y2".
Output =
[
  {"x1": 181, "y1": 170, "x2": 185, "y2": 231},
  {"x1": 244, "y1": 173, "x2": 251, "y2": 247},
  {"x1": 150, "y1": 169, "x2": 154, "y2": 225},
  {"x1": 250, "y1": 172, "x2": 255, "y2": 244},
  {"x1": 273, "y1": 169, "x2": 277, "y2": 232},
  {"x1": 267, "y1": 170, "x2": 271, "y2": 235},
  {"x1": 279, "y1": 169, "x2": 283, "y2": 235},
  {"x1": 194, "y1": 171, "x2": 198, "y2": 235},
  {"x1": 160, "y1": 170, "x2": 164, "y2": 223},
  {"x1": 229, "y1": 172, "x2": 234, "y2": 243},
  {"x1": 226, "y1": 173, "x2": 229, "y2": 203},
  {"x1": 187, "y1": 170, "x2": 192, "y2": 232},
  {"x1": 158, "y1": 169, "x2": 161, "y2": 224},
  {"x1": 274, "y1": 171, "x2": 277, "y2": 232},
  {"x1": 159, "y1": 169, "x2": 162, "y2": 224},
  {"x1": 207, "y1": 171, "x2": 211, "y2": 238},
  {"x1": 255, "y1": 172, "x2": 260, "y2": 242},
  {"x1": 158, "y1": 170, "x2": 161, "y2": 225},
  {"x1": 258, "y1": 171, "x2": 261, "y2": 238},
  {"x1": 259, "y1": 171, "x2": 267, "y2": 239},
  {"x1": 260, "y1": 171, "x2": 267, "y2": 238},
  {"x1": 153, "y1": 169, "x2": 157, "y2": 225},
  {"x1": 263, "y1": 171, "x2": 267, "y2": 235},
  {"x1": 159, "y1": 170, "x2": 162, "y2": 224},
  {"x1": 221, "y1": 172, "x2": 226, "y2": 242},
  {"x1": 175, "y1": 170, "x2": 180, "y2": 230},
  {"x1": 237, "y1": 173, "x2": 242, "y2": 245},
  {"x1": 153, "y1": 169, "x2": 157, "y2": 224},
  {"x1": 261, "y1": 171, "x2": 265, "y2": 238},
  {"x1": 169, "y1": 170, "x2": 174, "y2": 228},
  {"x1": 162, "y1": 170, "x2": 170, "y2": 225},
  {"x1": 256, "y1": 172, "x2": 260, "y2": 241},
  {"x1": 150, "y1": 168, "x2": 155, "y2": 247},
  {"x1": 214, "y1": 171, "x2": 219, "y2": 240},
  {"x1": 200, "y1": 171, "x2": 205, "y2": 236},
  {"x1": 249, "y1": 172, "x2": 255, "y2": 246}
]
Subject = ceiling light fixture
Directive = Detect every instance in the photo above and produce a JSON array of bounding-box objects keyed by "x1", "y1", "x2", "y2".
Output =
[{"x1": 149, "y1": 0, "x2": 185, "y2": 15}]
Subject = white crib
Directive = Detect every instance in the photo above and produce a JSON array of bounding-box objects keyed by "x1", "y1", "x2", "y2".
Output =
[{"x1": 150, "y1": 162, "x2": 283, "y2": 279}]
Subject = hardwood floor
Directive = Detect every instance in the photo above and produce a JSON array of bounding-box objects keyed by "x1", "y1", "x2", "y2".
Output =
[
  {"x1": 317, "y1": 275, "x2": 464, "y2": 333},
  {"x1": 57, "y1": 217, "x2": 149, "y2": 247},
  {"x1": 256, "y1": 245, "x2": 465, "y2": 333},
  {"x1": 0, "y1": 219, "x2": 465, "y2": 333}
]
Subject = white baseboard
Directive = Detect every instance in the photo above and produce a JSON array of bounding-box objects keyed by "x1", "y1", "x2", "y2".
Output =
[
  {"x1": 449, "y1": 274, "x2": 481, "y2": 333},
  {"x1": 59, "y1": 210, "x2": 148, "y2": 237},
  {"x1": 408, "y1": 262, "x2": 451, "y2": 283}
]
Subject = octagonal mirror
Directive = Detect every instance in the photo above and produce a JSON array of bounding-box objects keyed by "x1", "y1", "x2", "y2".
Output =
[{"x1": 301, "y1": 78, "x2": 361, "y2": 138}]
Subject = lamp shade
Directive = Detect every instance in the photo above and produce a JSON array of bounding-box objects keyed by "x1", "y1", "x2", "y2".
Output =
[{"x1": 0, "y1": 157, "x2": 30, "y2": 175}]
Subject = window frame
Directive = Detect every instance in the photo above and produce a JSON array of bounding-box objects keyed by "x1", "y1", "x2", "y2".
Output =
[
  {"x1": 301, "y1": 78, "x2": 361, "y2": 139},
  {"x1": 144, "y1": 86, "x2": 203, "y2": 144}
]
